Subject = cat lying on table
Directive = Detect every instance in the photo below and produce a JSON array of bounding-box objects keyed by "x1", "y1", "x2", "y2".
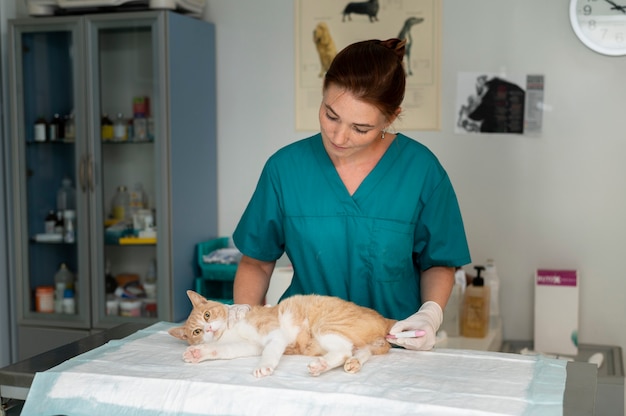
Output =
[{"x1": 168, "y1": 290, "x2": 396, "y2": 378}]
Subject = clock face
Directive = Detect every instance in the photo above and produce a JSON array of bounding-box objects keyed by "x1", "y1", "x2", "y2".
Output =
[{"x1": 570, "y1": 0, "x2": 626, "y2": 56}]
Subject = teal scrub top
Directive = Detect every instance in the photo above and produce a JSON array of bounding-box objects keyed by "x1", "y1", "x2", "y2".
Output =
[{"x1": 233, "y1": 133, "x2": 471, "y2": 320}]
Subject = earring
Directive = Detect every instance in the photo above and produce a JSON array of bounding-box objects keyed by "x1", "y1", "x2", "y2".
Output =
[{"x1": 381, "y1": 129, "x2": 386, "y2": 139}]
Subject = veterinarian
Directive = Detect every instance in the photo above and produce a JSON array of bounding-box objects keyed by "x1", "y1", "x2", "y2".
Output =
[{"x1": 232, "y1": 38, "x2": 471, "y2": 351}]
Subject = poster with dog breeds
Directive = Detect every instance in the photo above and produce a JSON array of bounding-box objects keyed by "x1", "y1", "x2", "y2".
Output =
[{"x1": 296, "y1": 0, "x2": 441, "y2": 131}]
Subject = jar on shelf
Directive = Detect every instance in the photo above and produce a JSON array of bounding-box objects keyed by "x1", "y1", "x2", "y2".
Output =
[
  {"x1": 101, "y1": 114, "x2": 113, "y2": 141},
  {"x1": 64, "y1": 112, "x2": 75, "y2": 142},
  {"x1": 49, "y1": 113, "x2": 63, "y2": 141},
  {"x1": 35, "y1": 286, "x2": 54, "y2": 313},
  {"x1": 113, "y1": 113, "x2": 128, "y2": 142},
  {"x1": 34, "y1": 117, "x2": 47, "y2": 142},
  {"x1": 111, "y1": 185, "x2": 131, "y2": 221},
  {"x1": 54, "y1": 263, "x2": 75, "y2": 314}
]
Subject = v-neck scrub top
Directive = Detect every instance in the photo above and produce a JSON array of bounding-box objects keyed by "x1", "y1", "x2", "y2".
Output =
[{"x1": 233, "y1": 133, "x2": 471, "y2": 320}]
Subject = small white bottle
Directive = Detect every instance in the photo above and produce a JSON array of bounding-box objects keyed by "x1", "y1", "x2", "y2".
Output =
[
  {"x1": 54, "y1": 263, "x2": 75, "y2": 313},
  {"x1": 63, "y1": 210, "x2": 76, "y2": 243},
  {"x1": 62, "y1": 289, "x2": 76, "y2": 314},
  {"x1": 484, "y1": 259, "x2": 501, "y2": 328},
  {"x1": 113, "y1": 113, "x2": 127, "y2": 141}
]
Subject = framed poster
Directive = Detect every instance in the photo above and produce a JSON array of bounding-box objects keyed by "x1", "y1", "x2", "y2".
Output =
[{"x1": 295, "y1": 0, "x2": 441, "y2": 131}]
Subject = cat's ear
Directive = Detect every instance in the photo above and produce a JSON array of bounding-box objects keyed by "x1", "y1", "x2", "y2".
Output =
[
  {"x1": 168, "y1": 326, "x2": 188, "y2": 340},
  {"x1": 187, "y1": 290, "x2": 207, "y2": 307}
]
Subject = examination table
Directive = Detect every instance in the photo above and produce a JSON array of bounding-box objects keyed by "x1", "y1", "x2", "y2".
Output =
[{"x1": 0, "y1": 322, "x2": 598, "y2": 415}]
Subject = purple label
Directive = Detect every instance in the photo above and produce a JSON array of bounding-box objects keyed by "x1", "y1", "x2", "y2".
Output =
[{"x1": 536, "y1": 270, "x2": 577, "y2": 287}]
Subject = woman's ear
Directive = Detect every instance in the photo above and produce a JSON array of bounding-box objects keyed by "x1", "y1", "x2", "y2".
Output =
[{"x1": 387, "y1": 107, "x2": 402, "y2": 125}]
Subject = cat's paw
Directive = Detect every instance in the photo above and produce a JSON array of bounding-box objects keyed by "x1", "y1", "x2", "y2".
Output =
[
  {"x1": 307, "y1": 358, "x2": 328, "y2": 376},
  {"x1": 253, "y1": 366, "x2": 274, "y2": 378},
  {"x1": 343, "y1": 357, "x2": 362, "y2": 374},
  {"x1": 183, "y1": 346, "x2": 204, "y2": 363}
]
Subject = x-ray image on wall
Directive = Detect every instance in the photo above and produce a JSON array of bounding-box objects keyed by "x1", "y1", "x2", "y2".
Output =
[{"x1": 455, "y1": 72, "x2": 544, "y2": 135}]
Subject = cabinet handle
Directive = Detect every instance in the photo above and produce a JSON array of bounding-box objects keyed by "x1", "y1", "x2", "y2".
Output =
[
  {"x1": 87, "y1": 154, "x2": 95, "y2": 192},
  {"x1": 79, "y1": 155, "x2": 88, "y2": 192}
]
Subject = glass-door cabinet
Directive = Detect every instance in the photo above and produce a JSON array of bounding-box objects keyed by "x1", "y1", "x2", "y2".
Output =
[{"x1": 7, "y1": 11, "x2": 217, "y2": 359}]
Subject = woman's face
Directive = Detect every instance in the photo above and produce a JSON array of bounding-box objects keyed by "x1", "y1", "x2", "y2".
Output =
[{"x1": 319, "y1": 84, "x2": 388, "y2": 160}]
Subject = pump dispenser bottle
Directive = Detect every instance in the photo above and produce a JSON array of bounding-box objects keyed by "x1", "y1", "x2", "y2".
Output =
[{"x1": 461, "y1": 265, "x2": 491, "y2": 338}]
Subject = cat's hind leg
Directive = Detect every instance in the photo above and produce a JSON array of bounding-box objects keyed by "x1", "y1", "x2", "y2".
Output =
[
  {"x1": 343, "y1": 346, "x2": 372, "y2": 374},
  {"x1": 307, "y1": 334, "x2": 352, "y2": 376}
]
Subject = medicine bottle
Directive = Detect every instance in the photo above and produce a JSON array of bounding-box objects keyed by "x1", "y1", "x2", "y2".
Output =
[
  {"x1": 34, "y1": 117, "x2": 47, "y2": 142},
  {"x1": 113, "y1": 113, "x2": 128, "y2": 141},
  {"x1": 49, "y1": 113, "x2": 63, "y2": 141},
  {"x1": 111, "y1": 186, "x2": 131, "y2": 221},
  {"x1": 101, "y1": 114, "x2": 113, "y2": 141},
  {"x1": 57, "y1": 177, "x2": 76, "y2": 213},
  {"x1": 54, "y1": 263, "x2": 76, "y2": 314},
  {"x1": 44, "y1": 210, "x2": 57, "y2": 234},
  {"x1": 35, "y1": 286, "x2": 55, "y2": 313},
  {"x1": 63, "y1": 210, "x2": 76, "y2": 243},
  {"x1": 62, "y1": 289, "x2": 76, "y2": 314},
  {"x1": 64, "y1": 112, "x2": 75, "y2": 142}
]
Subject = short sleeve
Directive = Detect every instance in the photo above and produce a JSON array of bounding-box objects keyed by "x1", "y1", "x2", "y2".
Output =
[
  {"x1": 414, "y1": 172, "x2": 471, "y2": 271},
  {"x1": 232, "y1": 159, "x2": 285, "y2": 262}
]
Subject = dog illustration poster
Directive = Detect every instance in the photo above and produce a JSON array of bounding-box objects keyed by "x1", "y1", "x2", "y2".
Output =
[
  {"x1": 296, "y1": 0, "x2": 441, "y2": 131},
  {"x1": 455, "y1": 72, "x2": 545, "y2": 135}
]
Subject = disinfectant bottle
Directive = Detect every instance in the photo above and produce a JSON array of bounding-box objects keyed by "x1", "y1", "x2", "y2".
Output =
[
  {"x1": 461, "y1": 265, "x2": 491, "y2": 338},
  {"x1": 484, "y1": 258, "x2": 501, "y2": 329}
]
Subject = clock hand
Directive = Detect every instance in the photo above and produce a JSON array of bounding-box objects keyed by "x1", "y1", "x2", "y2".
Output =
[{"x1": 603, "y1": 0, "x2": 626, "y2": 13}]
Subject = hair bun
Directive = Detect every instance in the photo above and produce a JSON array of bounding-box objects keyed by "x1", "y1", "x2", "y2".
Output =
[{"x1": 379, "y1": 38, "x2": 406, "y2": 60}]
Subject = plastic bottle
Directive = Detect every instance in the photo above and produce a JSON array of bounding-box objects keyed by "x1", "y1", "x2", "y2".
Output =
[
  {"x1": 57, "y1": 177, "x2": 76, "y2": 213},
  {"x1": 113, "y1": 113, "x2": 128, "y2": 142},
  {"x1": 49, "y1": 113, "x2": 63, "y2": 141},
  {"x1": 111, "y1": 186, "x2": 131, "y2": 221},
  {"x1": 461, "y1": 265, "x2": 491, "y2": 338},
  {"x1": 484, "y1": 259, "x2": 501, "y2": 328},
  {"x1": 34, "y1": 117, "x2": 47, "y2": 142},
  {"x1": 64, "y1": 112, "x2": 75, "y2": 142},
  {"x1": 143, "y1": 259, "x2": 157, "y2": 299},
  {"x1": 101, "y1": 114, "x2": 113, "y2": 141},
  {"x1": 129, "y1": 182, "x2": 148, "y2": 214},
  {"x1": 62, "y1": 289, "x2": 76, "y2": 314},
  {"x1": 44, "y1": 210, "x2": 57, "y2": 234},
  {"x1": 63, "y1": 210, "x2": 75, "y2": 243},
  {"x1": 54, "y1": 263, "x2": 76, "y2": 313}
]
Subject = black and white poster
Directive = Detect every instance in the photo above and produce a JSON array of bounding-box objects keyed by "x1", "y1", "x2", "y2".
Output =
[{"x1": 456, "y1": 72, "x2": 544, "y2": 135}]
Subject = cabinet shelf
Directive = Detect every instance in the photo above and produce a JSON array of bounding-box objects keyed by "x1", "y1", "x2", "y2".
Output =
[{"x1": 8, "y1": 11, "x2": 217, "y2": 360}]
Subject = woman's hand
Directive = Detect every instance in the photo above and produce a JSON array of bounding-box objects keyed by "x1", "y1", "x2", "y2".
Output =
[{"x1": 387, "y1": 301, "x2": 443, "y2": 350}]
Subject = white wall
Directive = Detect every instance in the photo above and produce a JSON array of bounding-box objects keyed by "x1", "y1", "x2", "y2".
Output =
[{"x1": 205, "y1": 0, "x2": 626, "y2": 372}]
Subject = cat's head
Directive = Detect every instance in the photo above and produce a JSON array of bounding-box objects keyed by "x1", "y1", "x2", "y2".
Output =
[{"x1": 168, "y1": 290, "x2": 230, "y2": 345}]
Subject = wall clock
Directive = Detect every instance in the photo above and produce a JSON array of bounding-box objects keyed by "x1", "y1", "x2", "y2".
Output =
[{"x1": 569, "y1": 0, "x2": 626, "y2": 56}]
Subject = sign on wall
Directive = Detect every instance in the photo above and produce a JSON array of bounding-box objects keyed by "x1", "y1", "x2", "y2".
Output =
[{"x1": 295, "y1": 0, "x2": 441, "y2": 131}]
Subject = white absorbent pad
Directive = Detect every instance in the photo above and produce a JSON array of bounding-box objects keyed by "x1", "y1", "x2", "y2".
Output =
[{"x1": 22, "y1": 322, "x2": 567, "y2": 416}]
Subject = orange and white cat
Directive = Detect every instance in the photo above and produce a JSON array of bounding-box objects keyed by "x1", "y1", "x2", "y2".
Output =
[{"x1": 168, "y1": 290, "x2": 396, "y2": 378}]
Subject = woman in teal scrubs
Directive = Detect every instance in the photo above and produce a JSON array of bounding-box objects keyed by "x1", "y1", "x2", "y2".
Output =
[{"x1": 233, "y1": 39, "x2": 471, "y2": 350}]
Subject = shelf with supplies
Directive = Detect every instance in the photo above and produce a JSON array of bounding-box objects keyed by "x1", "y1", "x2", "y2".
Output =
[{"x1": 7, "y1": 10, "x2": 217, "y2": 360}]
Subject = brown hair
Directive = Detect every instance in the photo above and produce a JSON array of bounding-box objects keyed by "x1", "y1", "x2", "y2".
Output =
[{"x1": 323, "y1": 38, "x2": 406, "y2": 121}]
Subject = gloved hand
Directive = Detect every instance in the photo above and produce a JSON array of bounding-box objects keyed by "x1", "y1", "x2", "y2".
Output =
[
  {"x1": 227, "y1": 304, "x2": 251, "y2": 328},
  {"x1": 387, "y1": 301, "x2": 443, "y2": 351}
]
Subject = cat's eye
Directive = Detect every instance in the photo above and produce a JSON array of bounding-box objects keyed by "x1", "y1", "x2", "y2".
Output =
[
  {"x1": 193, "y1": 329, "x2": 201, "y2": 336},
  {"x1": 204, "y1": 311, "x2": 210, "y2": 320}
]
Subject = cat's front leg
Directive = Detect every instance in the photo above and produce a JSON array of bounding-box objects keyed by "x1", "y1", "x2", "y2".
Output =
[
  {"x1": 183, "y1": 343, "x2": 262, "y2": 363},
  {"x1": 253, "y1": 331, "x2": 289, "y2": 378},
  {"x1": 183, "y1": 344, "x2": 217, "y2": 363}
]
